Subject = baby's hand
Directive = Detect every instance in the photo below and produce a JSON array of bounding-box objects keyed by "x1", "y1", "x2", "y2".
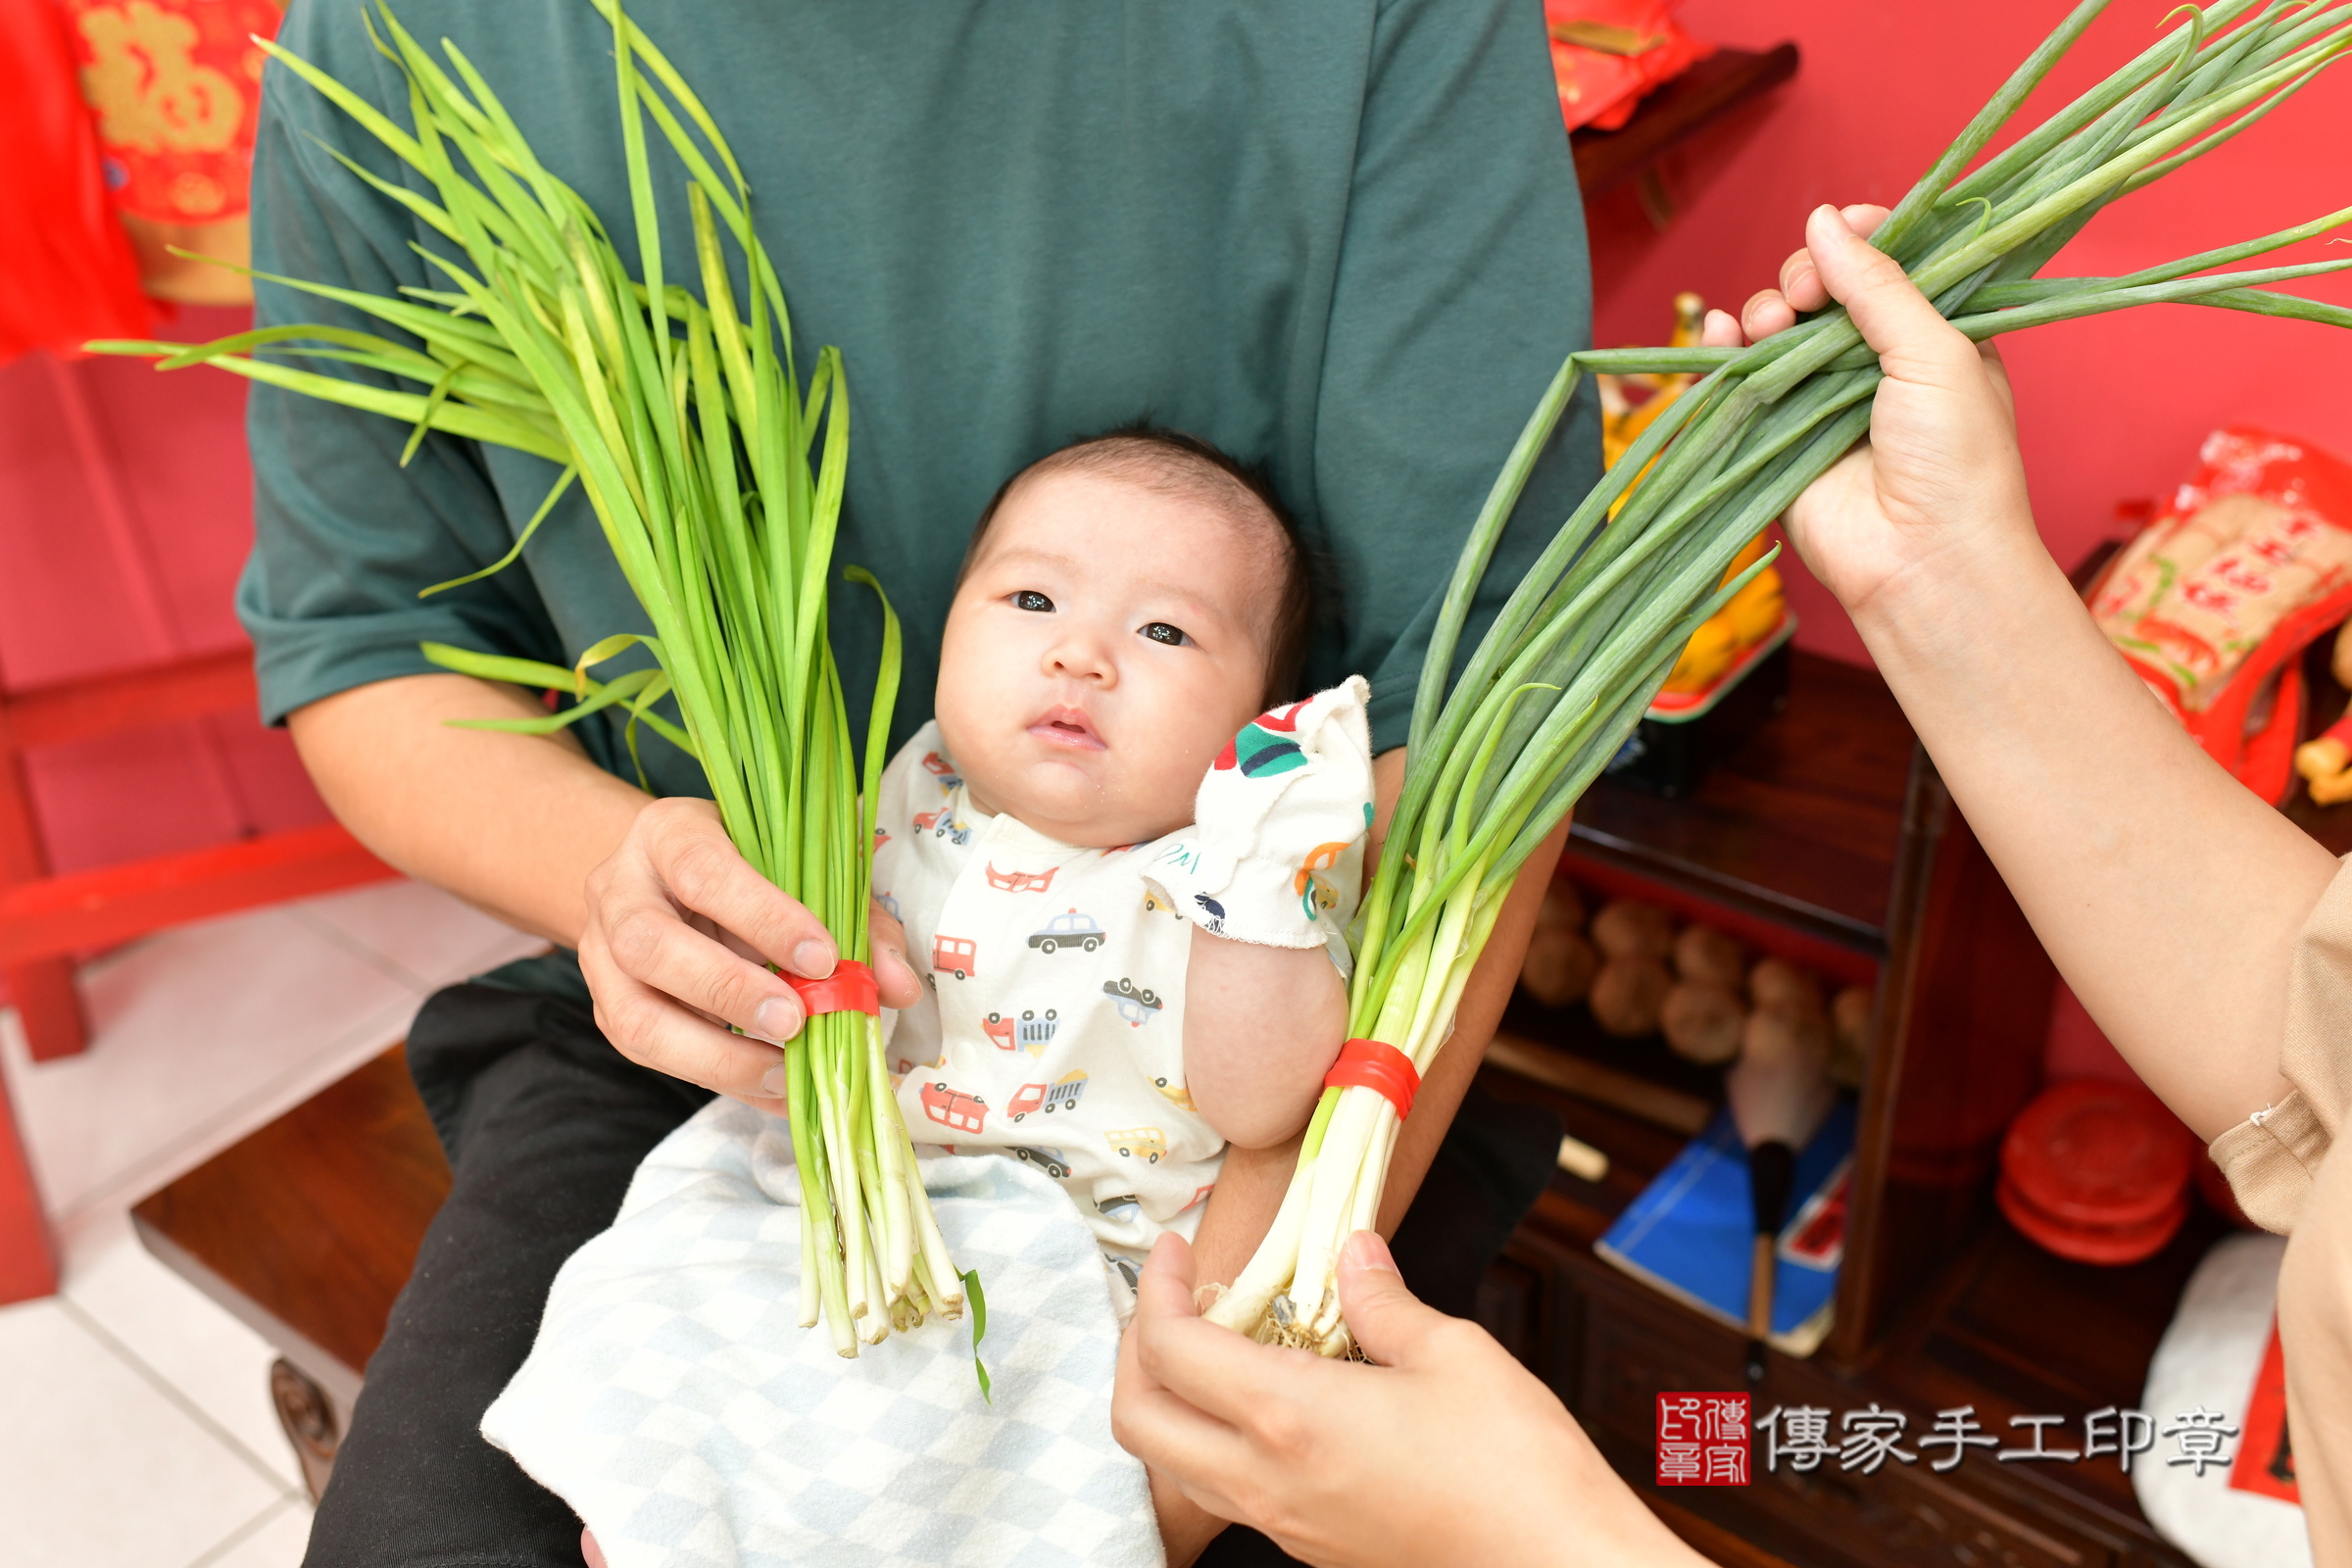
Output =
[{"x1": 1706, "y1": 204, "x2": 2036, "y2": 628}]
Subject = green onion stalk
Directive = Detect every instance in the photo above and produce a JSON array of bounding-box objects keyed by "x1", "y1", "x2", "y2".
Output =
[
  {"x1": 1207, "y1": 0, "x2": 2352, "y2": 1355},
  {"x1": 90, "y1": 1, "x2": 962, "y2": 1356}
]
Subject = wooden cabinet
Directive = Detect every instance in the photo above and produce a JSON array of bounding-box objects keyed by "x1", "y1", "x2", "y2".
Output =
[{"x1": 1483, "y1": 649, "x2": 2213, "y2": 1566}]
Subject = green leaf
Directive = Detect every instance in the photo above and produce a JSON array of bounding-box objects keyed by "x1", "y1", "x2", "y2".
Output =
[
  {"x1": 960, "y1": 1267, "x2": 991, "y2": 1402},
  {"x1": 419, "y1": 466, "x2": 576, "y2": 597}
]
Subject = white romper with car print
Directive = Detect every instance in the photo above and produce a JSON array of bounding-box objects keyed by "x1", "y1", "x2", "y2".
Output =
[{"x1": 876, "y1": 721, "x2": 1218, "y2": 1269}]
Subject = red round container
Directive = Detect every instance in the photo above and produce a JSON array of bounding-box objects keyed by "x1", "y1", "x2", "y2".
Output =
[
  {"x1": 1998, "y1": 1080, "x2": 2197, "y2": 1264},
  {"x1": 1996, "y1": 1173, "x2": 2190, "y2": 1265}
]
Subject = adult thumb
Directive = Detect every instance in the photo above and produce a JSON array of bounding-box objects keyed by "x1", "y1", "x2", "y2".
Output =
[
  {"x1": 1805, "y1": 205, "x2": 1976, "y2": 385},
  {"x1": 1334, "y1": 1231, "x2": 1451, "y2": 1368}
]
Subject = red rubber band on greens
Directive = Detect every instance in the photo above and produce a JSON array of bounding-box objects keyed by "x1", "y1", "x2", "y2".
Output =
[
  {"x1": 787, "y1": 959, "x2": 881, "y2": 1017},
  {"x1": 1324, "y1": 1037, "x2": 1419, "y2": 1121}
]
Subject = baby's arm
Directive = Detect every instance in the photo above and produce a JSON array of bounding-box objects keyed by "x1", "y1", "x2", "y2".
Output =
[
  {"x1": 1736, "y1": 205, "x2": 2332, "y2": 1139},
  {"x1": 1182, "y1": 933, "x2": 1348, "y2": 1149},
  {"x1": 1147, "y1": 680, "x2": 1373, "y2": 1151}
]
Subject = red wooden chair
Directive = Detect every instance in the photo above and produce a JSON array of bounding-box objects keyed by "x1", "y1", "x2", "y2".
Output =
[{"x1": 0, "y1": 648, "x2": 395, "y2": 1301}]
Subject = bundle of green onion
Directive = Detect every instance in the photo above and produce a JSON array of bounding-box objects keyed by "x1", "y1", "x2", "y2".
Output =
[
  {"x1": 1206, "y1": 0, "x2": 2352, "y2": 1355},
  {"x1": 94, "y1": 1, "x2": 961, "y2": 1356}
]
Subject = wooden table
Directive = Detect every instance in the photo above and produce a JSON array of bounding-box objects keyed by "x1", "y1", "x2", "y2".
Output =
[{"x1": 131, "y1": 1047, "x2": 449, "y2": 1498}]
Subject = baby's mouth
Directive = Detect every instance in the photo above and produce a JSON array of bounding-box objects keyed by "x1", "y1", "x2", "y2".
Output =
[{"x1": 1027, "y1": 707, "x2": 1106, "y2": 752}]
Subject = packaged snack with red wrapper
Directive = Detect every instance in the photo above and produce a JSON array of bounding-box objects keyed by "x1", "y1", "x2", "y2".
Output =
[
  {"x1": 1545, "y1": 0, "x2": 1713, "y2": 135},
  {"x1": 2087, "y1": 427, "x2": 2352, "y2": 804}
]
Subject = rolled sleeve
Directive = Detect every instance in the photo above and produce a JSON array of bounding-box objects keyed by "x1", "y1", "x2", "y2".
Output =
[
  {"x1": 2215, "y1": 853, "x2": 2352, "y2": 1233},
  {"x1": 236, "y1": 4, "x2": 569, "y2": 725}
]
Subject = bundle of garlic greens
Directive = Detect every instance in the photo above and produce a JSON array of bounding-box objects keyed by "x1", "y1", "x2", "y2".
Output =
[
  {"x1": 96, "y1": 1, "x2": 959, "y2": 1356},
  {"x1": 1208, "y1": 0, "x2": 2352, "y2": 1354}
]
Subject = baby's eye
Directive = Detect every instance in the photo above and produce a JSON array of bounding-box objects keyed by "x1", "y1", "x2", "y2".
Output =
[
  {"x1": 1139, "y1": 622, "x2": 1191, "y2": 648},
  {"x1": 1012, "y1": 590, "x2": 1054, "y2": 612}
]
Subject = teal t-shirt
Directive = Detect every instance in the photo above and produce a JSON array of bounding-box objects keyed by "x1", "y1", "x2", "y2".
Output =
[{"x1": 240, "y1": 0, "x2": 1599, "y2": 968}]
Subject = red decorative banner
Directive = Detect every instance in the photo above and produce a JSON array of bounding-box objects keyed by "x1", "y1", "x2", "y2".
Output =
[{"x1": 64, "y1": 0, "x2": 282, "y2": 224}]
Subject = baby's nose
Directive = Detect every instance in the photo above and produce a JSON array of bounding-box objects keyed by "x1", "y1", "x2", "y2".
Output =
[{"x1": 1046, "y1": 633, "x2": 1115, "y2": 683}]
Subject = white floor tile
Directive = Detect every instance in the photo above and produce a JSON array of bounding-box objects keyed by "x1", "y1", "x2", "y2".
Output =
[
  {"x1": 60, "y1": 1209, "x2": 302, "y2": 1492},
  {"x1": 0, "y1": 1296, "x2": 285, "y2": 1568},
  {"x1": 192, "y1": 1496, "x2": 313, "y2": 1568},
  {"x1": 2, "y1": 903, "x2": 421, "y2": 1222},
  {"x1": 289, "y1": 877, "x2": 547, "y2": 994},
  {"x1": 0, "y1": 877, "x2": 550, "y2": 1567}
]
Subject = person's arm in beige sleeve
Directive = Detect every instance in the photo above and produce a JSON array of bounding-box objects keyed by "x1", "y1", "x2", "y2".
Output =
[
  {"x1": 1715, "y1": 206, "x2": 2335, "y2": 1144},
  {"x1": 1715, "y1": 203, "x2": 2352, "y2": 1564}
]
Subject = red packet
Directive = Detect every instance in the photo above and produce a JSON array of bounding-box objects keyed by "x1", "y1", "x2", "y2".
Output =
[{"x1": 1778, "y1": 1156, "x2": 1849, "y2": 1270}]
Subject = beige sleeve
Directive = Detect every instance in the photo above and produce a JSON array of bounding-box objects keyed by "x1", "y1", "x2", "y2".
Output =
[{"x1": 2211, "y1": 854, "x2": 2352, "y2": 1234}]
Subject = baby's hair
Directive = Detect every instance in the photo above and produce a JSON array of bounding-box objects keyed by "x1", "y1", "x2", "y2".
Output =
[{"x1": 957, "y1": 423, "x2": 1314, "y2": 706}]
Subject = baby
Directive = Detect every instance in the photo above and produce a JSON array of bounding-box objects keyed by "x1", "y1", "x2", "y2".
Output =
[
  {"x1": 879, "y1": 426, "x2": 1369, "y2": 1276},
  {"x1": 489, "y1": 427, "x2": 1375, "y2": 1567}
]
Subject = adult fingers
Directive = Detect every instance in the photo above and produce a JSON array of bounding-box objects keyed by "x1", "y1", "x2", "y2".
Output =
[
  {"x1": 869, "y1": 901, "x2": 922, "y2": 1009},
  {"x1": 1803, "y1": 205, "x2": 1977, "y2": 385},
  {"x1": 1131, "y1": 1283, "x2": 1325, "y2": 1435},
  {"x1": 1701, "y1": 308, "x2": 1743, "y2": 349},
  {"x1": 593, "y1": 845, "x2": 808, "y2": 1048},
  {"x1": 1114, "y1": 1243, "x2": 1259, "y2": 1504},
  {"x1": 1740, "y1": 203, "x2": 1893, "y2": 342},
  {"x1": 1130, "y1": 1313, "x2": 1303, "y2": 1426},
  {"x1": 1128, "y1": 1233, "x2": 1201, "y2": 1395},
  {"x1": 1115, "y1": 1387, "x2": 1256, "y2": 1530},
  {"x1": 1334, "y1": 1231, "x2": 1474, "y2": 1371},
  {"x1": 578, "y1": 937, "x2": 792, "y2": 1107},
  {"x1": 638, "y1": 799, "x2": 838, "y2": 979},
  {"x1": 1140, "y1": 1233, "x2": 1200, "y2": 1318},
  {"x1": 1776, "y1": 203, "x2": 1892, "y2": 313},
  {"x1": 1740, "y1": 287, "x2": 1798, "y2": 343}
]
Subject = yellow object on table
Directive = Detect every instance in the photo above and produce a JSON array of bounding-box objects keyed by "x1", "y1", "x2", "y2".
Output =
[{"x1": 1597, "y1": 292, "x2": 1787, "y2": 696}]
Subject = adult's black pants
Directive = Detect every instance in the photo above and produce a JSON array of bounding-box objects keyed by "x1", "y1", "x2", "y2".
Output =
[{"x1": 303, "y1": 981, "x2": 1559, "y2": 1568}]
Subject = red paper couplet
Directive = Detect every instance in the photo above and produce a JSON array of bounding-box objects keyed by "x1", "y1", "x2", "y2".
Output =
[{"x1": 1324, "y1": 1037, "x2": 1420, "y2": 1121}]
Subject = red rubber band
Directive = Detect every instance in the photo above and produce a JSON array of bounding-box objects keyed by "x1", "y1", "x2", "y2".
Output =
[
  {"x1": 786, "y1": 958, "x2": 881, "y2": 1017},
  {"x1": 1324, "y1": 1037, "x2": 1419, "y2": 1121}
]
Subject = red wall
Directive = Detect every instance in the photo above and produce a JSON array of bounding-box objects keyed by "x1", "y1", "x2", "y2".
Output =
[
  {"x1": 1590, "y1": 0, "x2": 2352, "y2": 666},
  {"x1": 0, "y1": 311, "x2": 331, "y2": 895}
]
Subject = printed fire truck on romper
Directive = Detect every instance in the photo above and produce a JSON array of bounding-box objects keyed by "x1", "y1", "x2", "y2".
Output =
[{"x1": 872, "y1": 721, "x2": 1223, "y2": 1263}]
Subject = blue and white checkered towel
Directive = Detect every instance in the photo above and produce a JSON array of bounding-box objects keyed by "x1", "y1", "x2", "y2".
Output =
[{"x1": 481, "y1": 1098, "x2": 1163, "y2": 1568}]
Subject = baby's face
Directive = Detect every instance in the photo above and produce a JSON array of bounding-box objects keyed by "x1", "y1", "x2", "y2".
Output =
[{"x1": 934, "y1": 468, "x2": 1277, "y2": 848}]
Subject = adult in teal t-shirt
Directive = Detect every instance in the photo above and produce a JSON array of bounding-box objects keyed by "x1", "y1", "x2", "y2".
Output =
[{"x1": 245, "y1": 1, "x2": 1595, "y2": 1560}]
